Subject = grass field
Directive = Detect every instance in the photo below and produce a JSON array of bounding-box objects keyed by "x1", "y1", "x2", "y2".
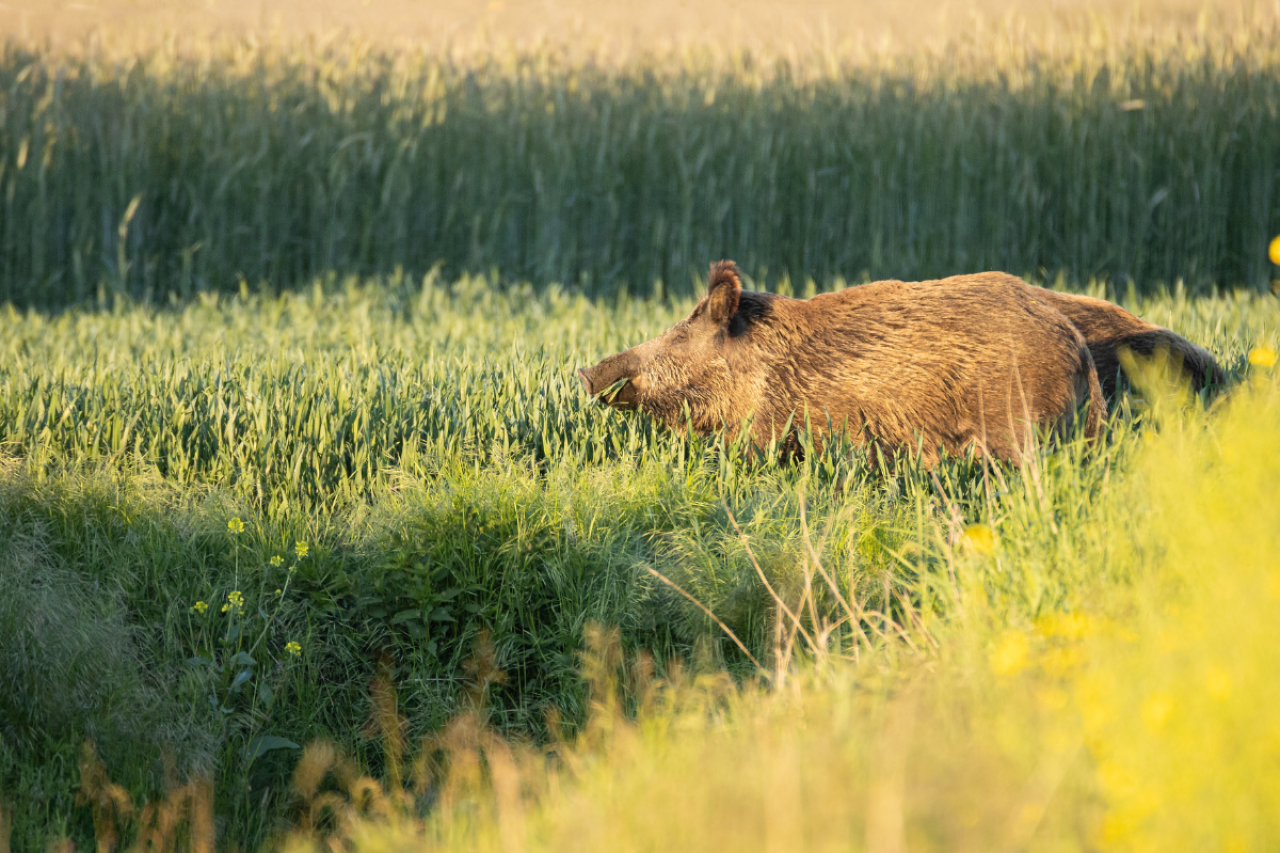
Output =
[
  {"x1": 2, "y1": 276, "x2": 1277, "y2": 851},
  {"x1": 3, "y1": 2, "x2": 1280, "y2": 851}
]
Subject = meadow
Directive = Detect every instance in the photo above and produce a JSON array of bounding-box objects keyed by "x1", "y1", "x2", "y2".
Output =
[
  {"x1": 2, "y1": 275, "x2": 1277, "y2": 851},
  {"x1": 2, "y1": 4, "x2": 1280, "y2": 851}
]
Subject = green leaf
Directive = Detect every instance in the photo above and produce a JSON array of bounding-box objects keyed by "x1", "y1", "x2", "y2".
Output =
[
  {"x1": 229, "y1": 668, "x2": 254, "y2": 692},
  {"x1": 229, "y1": 651, "x2": 257, "y2": 667},
  {"x1": 242, "y1": 735, "x2": 300, "y2": 761},
  {"x1": 258, "y1": 682, "x2": 274, "y2": 706}
]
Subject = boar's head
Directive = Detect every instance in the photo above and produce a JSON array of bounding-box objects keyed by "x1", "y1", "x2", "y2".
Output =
[{"x1": 577, "y1": 261, "x2": 753, "y2": 433}]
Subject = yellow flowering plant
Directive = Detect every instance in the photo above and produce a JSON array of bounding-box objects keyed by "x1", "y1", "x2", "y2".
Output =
[
  {"x1": 1248, "y1": 344, "x2": 1277, "y2": 369},
  {"x1": 220, "y1": 590, "x2": 245, "y2": 614},
  {"x1": 183, "y1": 518, "x2": 307, "y2": 753}
]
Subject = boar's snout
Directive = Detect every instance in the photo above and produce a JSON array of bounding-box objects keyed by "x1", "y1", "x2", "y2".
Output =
[
  {"x1": 576, "y1": 367, "x2": 595, "y2": 395},
  {"x1": 578, "y1": 349, "x2": 645, "y2": 408}
]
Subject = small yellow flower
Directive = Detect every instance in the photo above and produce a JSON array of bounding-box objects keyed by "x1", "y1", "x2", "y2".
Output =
[
  {"x1": 274, "y1": 588, "x2": 282, "y2": 595},
  {"x1": 1269, "y1": 234, "x2": 1280, "y2": 266},
  {"x1": 228, "y1": 517, "x2": 245, "y2": 534},
  {"x1": 270, "y1": 555, "x2": 284, "y2": 568},
  {"x1": 295, "y1": 541, "x2": 309, "y2": 560},
  {"x1": 960, "y1": 523, "x2": 997, "y2": 556},
  {"x1": 222, "y1": 590, "x2": 245, "y2": 614},
  {"x1": 1248, "y1": 345, "x2": 1277, "y2": 368},
  {"x1": 285, "y1": 641, "x2": 302, "y2": 657},
  {"x1": 190, "y1": 600, "x2": 208, "y2": 615}
]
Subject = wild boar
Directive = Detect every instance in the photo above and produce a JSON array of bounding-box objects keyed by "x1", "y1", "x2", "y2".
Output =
[
  {"x1": 1026, "y1": 287, "x2": 1225, "y2": 398},
  {"x1": 578, "y1": 261, "x2": 1105, "y2": 465}
]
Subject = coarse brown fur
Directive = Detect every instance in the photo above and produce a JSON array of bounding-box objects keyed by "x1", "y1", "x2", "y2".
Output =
[
  {"x1": 578, "y1": 261, "x2": 1106, "y2": 466},
  {"x1": 1025, "y1": 287, "x2": 1226, "y2": 398}
]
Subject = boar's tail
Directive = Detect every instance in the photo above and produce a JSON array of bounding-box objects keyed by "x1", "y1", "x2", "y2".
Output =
[
  {"x1": 1156, "y1": 332, "x2": 1227, "y2": 394},
  {"x1": 1088, "y1": 330, "x2": 1225, "y2": 400},
  {"x1": 1029, "y1": 286, "x2": 1225, "y2": 398}
]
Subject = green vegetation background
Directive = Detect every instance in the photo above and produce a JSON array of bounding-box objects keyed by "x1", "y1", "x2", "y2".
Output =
[{"x1": 1, "y1": 24, "x2": 1278, "y2": 308}]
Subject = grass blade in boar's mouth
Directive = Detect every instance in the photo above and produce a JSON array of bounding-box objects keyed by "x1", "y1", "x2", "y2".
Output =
[{"x1": 602, "y1": 377, "x2": 630, "y2": 404}]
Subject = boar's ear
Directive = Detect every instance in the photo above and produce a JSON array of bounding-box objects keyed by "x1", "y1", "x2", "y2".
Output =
[{"x1": 706, "y1": 260, "x2": 742, "y2": 326}]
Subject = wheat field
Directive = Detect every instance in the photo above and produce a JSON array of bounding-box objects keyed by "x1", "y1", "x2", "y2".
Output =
[{"x1": 1, "y1": 2, "x2": 1277, "y2": 306}]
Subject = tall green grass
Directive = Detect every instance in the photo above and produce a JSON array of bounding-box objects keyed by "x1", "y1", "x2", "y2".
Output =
[
  {"x1": 29, "y1": 329, "x2": 1280, "y2": 853},
  {"x1": 0, "y1": 274, "x2": 1274, "y2": 851},
  {"x1": 2, "y1": 20, "x2": 1278, "y2": 308},
  {"x1": 1, "y1": 274, "x2": 1268, "y2": 511}
]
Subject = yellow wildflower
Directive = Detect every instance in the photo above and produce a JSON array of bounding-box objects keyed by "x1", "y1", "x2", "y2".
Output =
[
  {"x1": 960, "y1": 523, "x2": 996, "y2": 555},
  {"x1": 1269, "y1": 234, "x2": 1280, "y2": 266},
  {"x1": 222, "y1": 590, "x2": 245, "y2": 614},
  {"x1": 190, "y1": 600, "x2": 208, "y2": 615},
  {"x1": 285, "y1": 641, "x2": 302, "y2": 657},
  {"x1": 295, "y1": 541, "x2": 309, "y2": 560},
  {"x1": 270, "y1": 555, "x2": 284, "y2": 568},
  {"x1": 1248, "y1": 344, "x2": 1276, "y2": 368},
  {"x1": 227, "y1": 517, "x2": 245, "y2": 534}
]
